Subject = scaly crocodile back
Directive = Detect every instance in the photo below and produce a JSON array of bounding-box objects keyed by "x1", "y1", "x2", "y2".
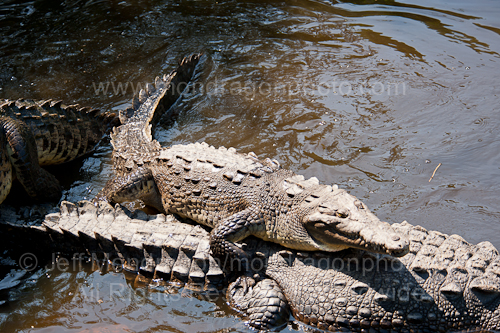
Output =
[
  {"x1": 0, "y1": 99, "x2": 119, "y2": 165},
  {"x1": 1, "y1": 202, "x2": 499, "y2": 331},
  {"x1": 261, "y1": 221, "x2": 500, "y2": 332},
  {"x1": 0, "y1": 99, "x2": 120, "y2": 203}
]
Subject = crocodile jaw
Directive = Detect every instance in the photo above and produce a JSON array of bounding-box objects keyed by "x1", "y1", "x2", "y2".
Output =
[
  {"x1": 302, "y1": 190, "x2": 410, "y2": 257},
  {"x1": 304, "y1": 213, "x2": 409, "y2": 256}
]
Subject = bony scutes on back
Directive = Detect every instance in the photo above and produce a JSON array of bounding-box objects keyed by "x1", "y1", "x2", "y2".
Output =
[
  {"x1": 91, "y1": 53, "x2": 410, "y2": 259},
  {"x1": 109, "y1": 140, "x2": 410, "y2": 258}
]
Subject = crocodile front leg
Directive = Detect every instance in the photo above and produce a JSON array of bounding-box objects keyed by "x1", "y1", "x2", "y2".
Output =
[
  {"x1": 228, "y1": 276, "x2": 290, "y2": 330},
  {"x1": 209, "y1": 206, "x2": 267, "y2": 270},
  {"x1": 0, "y1": 116, "x2": 61, "y2": 203}
]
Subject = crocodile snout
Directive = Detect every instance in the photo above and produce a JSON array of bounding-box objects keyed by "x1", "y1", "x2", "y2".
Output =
[{"x1": 384, "y1": 233, "x2": 410, "y2": 257}]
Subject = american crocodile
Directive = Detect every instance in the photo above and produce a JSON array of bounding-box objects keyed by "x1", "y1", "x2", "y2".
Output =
[
  {"x1": 230, "y1": 223, "x2": 500, "y2": 332},
  {"x1": 0, "y1": 201, "x2": 225, "y2": 289},
  {"x1": 1, "y1": 201, "x2": 499, "y2": 332},
  {"x1": 94, "y1": 59, "x2": 409, "y2": 258},
  {"x1": 0, "y1": 99, "x2": 120, "y2": 203},
  {"x1": 0, "y1": 54, "x2": 200, "y2": 204}
]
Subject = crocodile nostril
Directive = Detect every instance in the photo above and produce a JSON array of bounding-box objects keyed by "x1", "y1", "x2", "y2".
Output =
[{"x1": 354, "y1": 200, "x2": 364, "y2": 209}]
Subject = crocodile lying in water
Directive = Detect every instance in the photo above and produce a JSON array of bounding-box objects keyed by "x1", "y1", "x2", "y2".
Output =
[
  {"x1": 0, "y1": 99, "x2": 119, "y2": 203},
  {"x1": 94, "y1": 58, "x2": 409, "y2": 259},
  {"x1": 1, "y1": 201, "x2": 499, "y2": 332},
  {"x1": 0, "y1": 53, "x2": 200, "y2": 204}
]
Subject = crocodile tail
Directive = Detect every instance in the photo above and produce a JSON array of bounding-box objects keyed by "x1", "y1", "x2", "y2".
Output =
[
  {"x1": 1, "y1": 99, "x2": 122, "y2": 165},
  {"x1": 120, "y1": 53, "x2": 202, "y2": 127},
  {"x1": 0, "y1": 200, "x2": 224, "y2": 290},
  {"x1": 96, "y1": 108, "x2": 121, "y2": 133},
  {"x1": 110, "y1": 53, "x2": 202, "y2": 167},
  {"x1": 0, "y1": 116, "x2": 62, "y2": 201},
  {"x1": 0, "y1": 121, "x2": 13, "y2": 203}
]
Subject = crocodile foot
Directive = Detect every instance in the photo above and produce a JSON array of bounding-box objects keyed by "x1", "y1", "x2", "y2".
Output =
[{"x1": 228, "y1": 275, "x2": 290, "y2": 331}]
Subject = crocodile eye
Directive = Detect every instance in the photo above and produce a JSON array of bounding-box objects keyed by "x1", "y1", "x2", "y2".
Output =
[{"x1": 336, "y1": 210, "x2": 349, "y2": 218}]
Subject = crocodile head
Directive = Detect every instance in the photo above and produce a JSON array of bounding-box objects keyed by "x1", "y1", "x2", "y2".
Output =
[{"x1": 302, "y1": 188, "x2": 409, "y2": 257}]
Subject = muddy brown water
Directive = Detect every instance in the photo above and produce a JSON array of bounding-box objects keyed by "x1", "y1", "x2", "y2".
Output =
[{"x1": 0, "y1": 0, "x2": 499, "y2": 331}]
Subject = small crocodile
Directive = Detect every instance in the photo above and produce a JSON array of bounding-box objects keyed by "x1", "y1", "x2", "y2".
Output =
[
  {"x1": 0, "y1": 99, "x2": 120, "y2": 203},
  {"x1": 95, "y1": 59, "x2": 409, "y2": 258},
  {"x1": 1, "y1": 201, "x2": 499, "y2": 332}
]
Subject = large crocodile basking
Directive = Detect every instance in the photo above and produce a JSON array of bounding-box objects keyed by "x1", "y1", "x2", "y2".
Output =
[
  {"x1": 1, "y1": 200, "x2": 499, "y2": 332},
  {"x1": 94, "y1": 59, "x2": 409, "y2": 259},
  {"x1": 0, "y1": 53, "x2": 200, "y2": 204},
  {"x1": 230, "y1": 225, "x2": 500, "y2": 332}
]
